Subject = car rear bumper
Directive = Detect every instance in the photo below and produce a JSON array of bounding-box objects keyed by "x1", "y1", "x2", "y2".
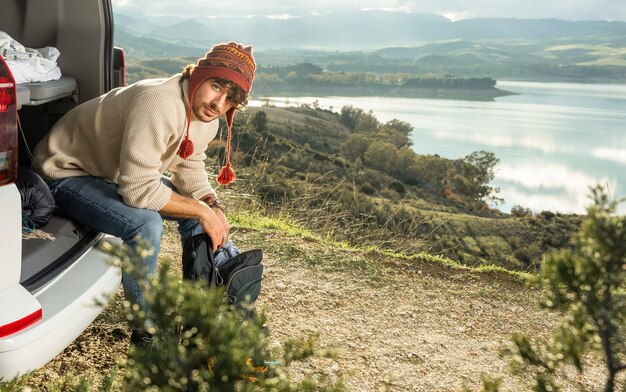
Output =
[{"x1": 0, "y1": 236, "x2": 122, "y2": 380}]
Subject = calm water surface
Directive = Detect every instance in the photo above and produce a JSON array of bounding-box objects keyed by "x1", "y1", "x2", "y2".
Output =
[{"x1": 250, "y1": 81, "x2": 626, "y2": 214}]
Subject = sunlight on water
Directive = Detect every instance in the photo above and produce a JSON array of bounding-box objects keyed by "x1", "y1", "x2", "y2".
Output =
[
  {"x1": 495, "y1": 162, "x2": 617, "y2": 213},
  {"x1": 592, "y1": 148, "x2": 626, "y2": 165},
  {"x1": 250, "y1": 81, "x2": 626, "y2": 215}
]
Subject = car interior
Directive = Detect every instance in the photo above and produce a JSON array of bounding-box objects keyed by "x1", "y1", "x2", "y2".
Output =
[{"x1": 0, "y1": 0, "x2": 120, "y2": 291}]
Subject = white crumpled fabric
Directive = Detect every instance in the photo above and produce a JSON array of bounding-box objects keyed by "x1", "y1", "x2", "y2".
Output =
[{"x1": 0, "y1": 31, "x2": 62, "y2": 84}]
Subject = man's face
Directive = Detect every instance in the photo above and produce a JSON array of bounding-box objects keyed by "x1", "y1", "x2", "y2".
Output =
[{"x1": 192, "y1": 79, "x2": 240, "y2": 122}]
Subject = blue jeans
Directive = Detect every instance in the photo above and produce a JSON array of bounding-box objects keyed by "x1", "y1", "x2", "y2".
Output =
[{"x1": 47, "y1": 176, "x2": 203, "y2": 315}]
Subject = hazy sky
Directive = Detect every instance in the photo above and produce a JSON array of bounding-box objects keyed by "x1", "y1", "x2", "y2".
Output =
[{"x1": 112, "y1": 0, "x2": 626, "y2": 22}]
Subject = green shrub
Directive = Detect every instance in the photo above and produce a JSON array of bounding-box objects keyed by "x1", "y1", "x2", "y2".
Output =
[
  {"x1": 513, "y1": 247, "x2": 534, "y2": 268},
  {"x1": 0, "y1": 376, "x2": 30, "y2": 392},
  {"x1": 511, "y1": 205, "x2": 532, "y2": 218},
  {"x1": 389, "y1": 181, "x2": 406, "y2": 195},
  {"x1": 509, "y1": 187, "x2": 626, "y2": 391},
  {"x1": 360, "y1": 184, "x2": 376, "y2": 195},
  {"x1": 98, "y1": 239, "x2": 343, "y2": 391}
]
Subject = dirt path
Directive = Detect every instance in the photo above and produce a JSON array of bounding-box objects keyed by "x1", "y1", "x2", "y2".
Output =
[{"x1": 28, "y1": 224, "x2": 607, "y2": 391}]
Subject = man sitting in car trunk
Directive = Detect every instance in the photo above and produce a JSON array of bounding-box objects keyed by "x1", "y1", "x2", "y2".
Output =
[{"x1": 32, "y1": 42, "x2": 255, "y2": 345}]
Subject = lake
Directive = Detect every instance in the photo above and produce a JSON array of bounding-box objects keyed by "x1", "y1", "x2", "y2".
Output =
[{"x1": 249, "y1": 81, "x2": 626, "y2": 215}]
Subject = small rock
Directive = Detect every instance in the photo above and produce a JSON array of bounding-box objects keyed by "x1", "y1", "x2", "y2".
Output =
[
  {"x1": 111, "y1": 328, "x2": 127, "y2": 340},
  {"x1": 275, "y1": 282, "x2": 287, "y2": 290}
]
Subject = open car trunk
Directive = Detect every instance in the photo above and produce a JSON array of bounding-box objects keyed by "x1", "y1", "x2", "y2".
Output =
[
  {"x1": 15, "y1": 75, "x2": 106, "y2": 294},
  {"x1": 0, "y1": 0, "x2": 124, "y2": 380},
  {"x1": 21, "y1": 219, "x2": 103, "y2": 292},
  {"x1": 0, "y1": 0, "x2": 117, "y2": 293}
]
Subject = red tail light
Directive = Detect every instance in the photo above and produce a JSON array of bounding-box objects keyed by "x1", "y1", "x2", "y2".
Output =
[
  {"x1": 0, "y1": 84, "x2": 10, "y2": 111},
  {"x1": 0, "y1": 57, "x2": 18, "y2": 185},
  {"x1": 0, "y1": 309, "x2": 43, "y2": 338}
]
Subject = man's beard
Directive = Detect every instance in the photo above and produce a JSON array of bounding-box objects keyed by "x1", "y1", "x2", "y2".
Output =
[{"x1": 193, "y1": 102, "x2": 220, "y2": 122}]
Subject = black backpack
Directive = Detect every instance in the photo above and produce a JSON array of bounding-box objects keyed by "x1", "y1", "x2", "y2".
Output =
[{"x1": 182, "y1": 233, "x2": 264, "y2": 306}]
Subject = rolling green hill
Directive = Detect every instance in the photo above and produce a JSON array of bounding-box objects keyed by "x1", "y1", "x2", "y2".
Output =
[{"x1": 212, "y1": 105, "x2": 583, "y2": 271}]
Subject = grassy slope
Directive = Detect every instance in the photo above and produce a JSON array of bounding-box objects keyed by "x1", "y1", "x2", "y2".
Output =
[
  {"x1": 25, "y1": 211, "x2": 609, "y2": 391},
  {"x1": 233, "y1": 105, "x2": 582, "y2": 271}
]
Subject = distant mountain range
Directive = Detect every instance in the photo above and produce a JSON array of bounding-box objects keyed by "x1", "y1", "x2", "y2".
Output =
[
  {"x1": 114, "y1": 10, "x2": 626, "y2": 52},
  {"x1": 114, "y1": 10, "x2": 626, "y2": 83}
]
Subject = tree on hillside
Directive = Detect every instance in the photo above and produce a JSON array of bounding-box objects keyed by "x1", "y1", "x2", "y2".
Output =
[
  {"x1": 251, "y1": 110, "x2": 268, "y2": 133},
  {"x1": 462, "y1": 151, "x2": 502, "y2": 205},
  {"x1": 404, "y1": 154, "x2": 451, "y2": 192},
  {"x1": 339, "y1": 105, "x2": 379, "y2": 132},
  {"x1": 379, "y1": 128, "x2": 411, "y2": 149},
  {"x1": 354, "y1": 110, "x2": 380, "y2": 132},
  {"x1": 364, "y1": 141, "x2": 398, "y2": 173},
  {"x1": 286, "y1": 71, "x2": 298, "y2": 82},
  {"x1": 383, "y1": 119, "x2": 413, "y2": 135},
  {"x1": 509, "y1": 187, "x2": 626, "y2": 391},
  {"x1": 341, "y1": 133, "x2": 373, "y2": 163},
  {"x1": 380, "y1": 119, "x2": 413, "y2": 147},
  {"x1": 339, "y1": 105, "x2": 362, "y2": 130},
  {"x1": 394, "y1": 147, "x2": 418, "y2": 180}
]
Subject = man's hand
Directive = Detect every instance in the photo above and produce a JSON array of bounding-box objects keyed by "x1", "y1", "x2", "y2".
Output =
[
  {"x1": 200, "y1": 194, "x2": 231, "y2": 249},
  {"x1": 160, "y1": 192, "x2": 228, "y2": 253},
  {"x1": 198, "y1": 207, "x2": 228, "y2": 252},
  {"x1": 211, "y1": 206, "x2": 231, "y2": 239}
]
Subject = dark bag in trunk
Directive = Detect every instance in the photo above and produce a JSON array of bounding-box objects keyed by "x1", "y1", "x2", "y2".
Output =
[{"x1": 17, "y1": 166, "x2": 56, "y2": 229}]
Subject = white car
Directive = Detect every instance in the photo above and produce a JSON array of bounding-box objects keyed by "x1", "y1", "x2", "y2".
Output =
[{"x1": 0, "y1": 0, "x2": 124, "y2": 380}]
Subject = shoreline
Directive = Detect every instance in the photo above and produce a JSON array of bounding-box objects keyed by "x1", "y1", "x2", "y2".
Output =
[{"x1": 252, "y1": 86, "x2": 516, "y2": 102}]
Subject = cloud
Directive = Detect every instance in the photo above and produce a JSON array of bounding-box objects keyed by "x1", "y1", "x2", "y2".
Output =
[{"x1": 400, "y1": 0, "x2": 626, "y2": 21}]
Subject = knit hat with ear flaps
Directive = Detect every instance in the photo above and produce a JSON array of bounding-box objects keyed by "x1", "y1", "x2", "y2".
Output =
[{"x1": 178, "y1": 42, "x2": 256, "y2": 186}]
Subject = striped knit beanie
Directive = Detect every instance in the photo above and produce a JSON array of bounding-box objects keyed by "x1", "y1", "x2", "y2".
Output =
[{"x1": 178, "y1": 42, "x2": 256, "y2": 186}]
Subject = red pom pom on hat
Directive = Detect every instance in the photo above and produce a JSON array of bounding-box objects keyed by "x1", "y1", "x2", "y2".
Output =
[
  {"x1": 177, "y1": 138, "x2": 194, "y2": 159},
  {"x1": 217, "y1": 162, "x2": 236, "y2": 185},
  {"x1": 216, "y1": 108, "x2": 236, "y2": 185}
]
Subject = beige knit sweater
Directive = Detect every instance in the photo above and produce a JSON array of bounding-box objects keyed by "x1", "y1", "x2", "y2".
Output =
[{"x1": 33, "y1": 75, "x2": 219, "y2": 211}]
